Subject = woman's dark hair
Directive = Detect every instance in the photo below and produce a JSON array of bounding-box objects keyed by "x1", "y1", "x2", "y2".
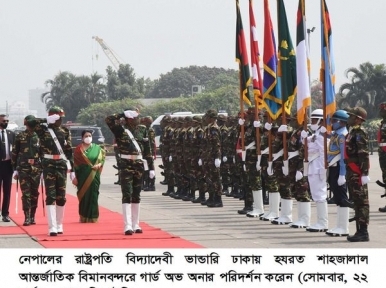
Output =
[{"x1": 81, "y1": 129, "x2": 93, "y2": 138}]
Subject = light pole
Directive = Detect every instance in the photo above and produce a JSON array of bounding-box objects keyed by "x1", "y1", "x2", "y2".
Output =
[{"x1": 306, "y1": 27, "x2": 316, "y2": 116}]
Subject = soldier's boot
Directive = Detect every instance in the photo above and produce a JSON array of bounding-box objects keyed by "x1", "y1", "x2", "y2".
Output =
[
  {"x1": 271, "y1": 199, "x2": 293, "y2": 225},
  {"x1": 347, "y1": 223, "x2": 369, "y2": 242},
  {"x1": 162, "y1": 185, "x2": 174, "y2": 196},
  {"x1": 237, "y1": 197, "x2": 253, "y2": 215},
  {"x1": 233, "y1": 184, "x2": 242, "y2": 198},
  {"x1": 207, "y1": 194, "x2": 223, "y2": 208},
  {"x1": 144, "y1": 178, "x2": 155, "y2": 191},
  {"x1": 326, "y1": 206, "x2": 349, "y2": 236},
  {"x1": 222, "y1": 184, "x2": 229, "y2": 195},
  {"x1": 174, "y1": 186, "x2": 186, "y2": 199},
  {"x1": 122, "y1": 203, "x2": 133, "y2": 235},
  {"x1": 260, "y1": 192, "x2": 280, "y2": 221},
  {"x1": 289, "y1": 201, "x2": 311, "y2": 228},
  {"x1": 46, "y1": 205, "x2": 57, "y2": 236},
  {"x1": 30, "y1": 207, "x2": 37, "y2": 225},
  {"x1": 131, "y1": 203, "x2": 142, "y2": 233},
  {"x1": 56, "y1": 205, "x2": 65, "y2": 234},
  {"x1": 182, "y1": 188, "x2": 194, "y2": 201},
  {"x1": 23, "y1": 210, "x2": 31, "y2": 226},
  {"x1": 192, "y1": 189, "x2": 206, "y2": 203},
  {"x1": 306, "y1": 201, "x2": 328, "y2": 232},
  {"x1": 246, "y1": 190, "x2": 264, "y2": 218},
  {"x1": 201, "y1": 193, "x2": 214, "y2": 206},
  {"x1": 379, "y1": 205, "x2": 386, "y2": 213}
]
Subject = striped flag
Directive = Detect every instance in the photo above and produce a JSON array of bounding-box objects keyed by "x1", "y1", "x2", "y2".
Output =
[
  {"x1": 236, "y1": 0, "x2": 252, "y2": 107},
  {"x1": 277, "y1": 0, "x2": 297, "y2": 116},
  {"x1": 262, "y1": 0, "x2": 281, "y2": 119},
  {"x1": 296, "y1": 0, "x2": 311, "y2": 124},
  {"x1": 321, "y1": 0, "x2": 336, "y2": 125},
  {"x1": 249, "y1": 0, "x2": 263, "y2": 108}
]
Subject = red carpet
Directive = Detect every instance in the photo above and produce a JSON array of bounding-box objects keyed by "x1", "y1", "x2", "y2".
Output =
[{"x1": 5, "y1": 184, "x2": 203, "y2": 248}]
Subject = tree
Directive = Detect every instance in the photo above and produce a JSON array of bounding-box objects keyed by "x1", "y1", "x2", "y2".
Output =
[{"x1": 338, "y1": 62, "x2": 386, "y2": 119}]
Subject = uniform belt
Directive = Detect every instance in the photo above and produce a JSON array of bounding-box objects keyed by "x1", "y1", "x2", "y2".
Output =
[
  {"x1": 329, "y1": 162, "x2": 338, "y2": 167},
  {"x1": 379, "y1": 143, "x2": 386, "y2": 147},
  {"x1": 120, "y1": 154, "x2": 143, "y2": 160},
  {"x1": 288, "y1": 151, "x2": 299, "y2": 159},
  {"x1": 43, "y1": 154, "x2": 64, "y2": 160}
]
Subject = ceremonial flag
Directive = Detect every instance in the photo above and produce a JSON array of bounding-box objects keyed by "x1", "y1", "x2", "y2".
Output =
[
  {"x1": 262, "y1": 0, "x2": 280, "y2": 119},
  {"x1": 321, "y1": 0, "x2": 336, "y2": 123},
  {"x1": 249, "y1": 0, "x2": 263, "y2": 107},
  {"x1": 236, "y1": 0, "x2": 252, "y2": 106},
  {"x1": 277, "y1": 0, "x2": 297, "y2": 116},
  {"x1": 296, "y1": 0, "x2": 311, "y2": 124}
]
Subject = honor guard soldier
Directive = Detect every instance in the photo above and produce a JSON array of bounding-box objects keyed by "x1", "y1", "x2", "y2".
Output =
[
  {"x1": 11, "y1": 115, "x2": 42, "y2": 226},
  {"x1": 377, "y1": 102, "x2": 386, "y2": 212},
  {"x1": 326, "y1": 110, "x2": 350, "y2": 237},
  {"x1": 105, "y1": 108, "x2": 154, "y2": 235},
  {"x1": 34, "y1": 106, "x2": 74, "y2": 236},
  {"x1": 141, "y1": 116, "x2": 156, "y2": 191},
  {"x1": 345, "y1": 107, "x2": 370, "y2": 242}
]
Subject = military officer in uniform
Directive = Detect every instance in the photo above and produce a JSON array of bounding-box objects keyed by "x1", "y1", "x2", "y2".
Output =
[
  {"x1": 105, "y1": 108, "x2": 154, "y2": 235},
  {"x1": 11, "y1": 115, "x2": 42, "y2": 226},
  {"x1": 34, "y1": 107, "x2": 74, "y2": 236},
  {"x1": 346, "y1": 107, "x2": 370, "y2": 242},
  {"x1": 377, "y1": 102, "x2": 386, "y2": 212}
]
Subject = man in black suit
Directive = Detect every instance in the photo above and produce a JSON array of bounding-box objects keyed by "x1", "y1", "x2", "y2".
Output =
[{"x1": 0, "y1": 114, "x2": 15, "y2": 222}]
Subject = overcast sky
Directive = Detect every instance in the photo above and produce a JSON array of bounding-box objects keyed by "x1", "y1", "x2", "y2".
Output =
[{"x1": 0, "y1": 0, "x2": 385, "y2": 106}]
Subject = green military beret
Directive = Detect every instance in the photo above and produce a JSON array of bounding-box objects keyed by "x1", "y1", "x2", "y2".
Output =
[
  {"x1": 48, "y1": 106, "x2": 65, "y2": 117},
  {"x1": 24, "y1": 115, "x2": 37, "y2": 127}
]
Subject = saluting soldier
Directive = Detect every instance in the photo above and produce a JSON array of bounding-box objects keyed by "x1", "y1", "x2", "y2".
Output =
[
  {"x1": 34, "y1": 107, "x2": 74, "y2": 236},
  {"x1": 345, "y1": 107, "x2": 370, "y2": 242},
  {"x1": 105, "y1": 108, "x2": 154, "y2": 235},
  {"x1": 11, "y1": 115, "x2": 42, "y2": 226}
]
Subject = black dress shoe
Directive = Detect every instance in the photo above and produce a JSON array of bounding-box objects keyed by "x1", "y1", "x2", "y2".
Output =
[
  {"x1": 135, "y1": 229, "x2": 143, "y2": 234},
  {"x1": 2, "y1": 216, "x2": 10, "y2": 222},
  {"x1": 125, "y1": 230, "x2": 134, "y2": 235}
]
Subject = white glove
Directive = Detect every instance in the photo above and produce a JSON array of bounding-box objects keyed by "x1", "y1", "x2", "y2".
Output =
[
  {"x1": 337, "y1": 175, "x2": 346, "y2": 186},
  {"x1": 238, "y1": 118, "x2": 245, "y2": 126},
  {"x1": 278, "y1": 125, "x2": 288, "y2": 133},
  {"x1": 214, "y1": 158, "x2": 221, "y2": 168},
  {"x1": 47, "y1": 114, "x2": 60, "y2": 124},
  {"x1": 70, "y1": 172, "x2": 76, "y2": 181},
  {"x1": 301, "y1": 130, "x2": 308, "y2": 138},
  {"x1": 295, "y1": 170, "x2": 303, "y2": 182},
  {"x1": 264, "y1": 122, "x2": 272, "y2": 131},
  {"x1": 256, "y1": 155, "x2": 261, "y2": 171},
  {"x1": 233, "y1": 157, "x2": 236, "y2": 164},
  {"x1": 243, "y1": 164, "x2": 247, "y2": 172},
  {"x1": 198, "y1": 159, "x2": 202, "y2": 166},
  {"x1": 267, "y1": 161, "x2": 273, "y2": 176},
  {"x1": 282, "y1": 160, "x2": 289, "y2": 176},
  {"x1": 361, "y1": 175, "x2": 370, "y2": 185},
  {"x1": 253, "y1": 120, "x2": 261, "y2": 128},
  {"x1": 319, "y1": 168, "x2": 327, "y2": 181},
  {"x1": 169, "y1": 155, "x2": 172, "y2": 162},
  {"x1": 222, "y1": 156, "x2": 227, "y2": 162},
  {"x1": 149, "y1": 170, "x2": 155, "y2": 179},
  {"x1": 320, "y1": 126, "x2": 327, "y2": 133},
  {"x1": 13, "y1": 170, "x2": 18, "y2": 179},
  {"x1": 40, "y1": 173, "x2": 44, "y2": 181}
]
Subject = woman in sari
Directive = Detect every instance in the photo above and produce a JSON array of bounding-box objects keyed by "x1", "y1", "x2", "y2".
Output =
[{"x1": 72, "y1": 130, "x2": 105, "y2": 223}]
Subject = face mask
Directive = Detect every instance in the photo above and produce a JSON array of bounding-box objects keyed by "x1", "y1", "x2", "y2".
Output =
[
  {"x1": 83, "y1": 136, "x2": 92, "y2": 144},
  {"x1": 0, "y1": 123, "x2": 8, "y2": 129},
  {"x1": 332, "y1": 122, "x2": 341, "y2": 131},
  {"x1": 310, "y1": 124, "x2": 319, "y2": 131}
]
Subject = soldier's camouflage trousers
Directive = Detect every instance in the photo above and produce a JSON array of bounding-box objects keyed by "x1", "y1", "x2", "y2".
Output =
[
  {"x1": 43, "y1": 163, "x2": 67, "y2": 206},
  {"x1": 289, "y1": 157, "x2": 311, "y2": 202},
  {"x1": 347, "y1": 168, "x2": 369, "y2": 225},
  {"x1": 379, "y1": 150, "x2": 386, "y2": 184},
  {"x1": 203, "y1": 159, "x2": 221, "y2": 196},
  {"x1": 120, "y1": 159, "x2": 144, "y2": 204},
  {"x1": 19, "y1": 166, "x2": 41, "y2": 211}
]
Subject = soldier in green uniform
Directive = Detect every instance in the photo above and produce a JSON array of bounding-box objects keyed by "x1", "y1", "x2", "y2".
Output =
[
  {"x1": 161, "y1": 116, "x2": 175, "y2": 196},
  {"x1": 34, "y1": 107, "x2": 74, "y2": 236},
  {"x1": 141, "y1": 116, "x2": 156, "y2": 191},
  {"x1": 345, "y1": 107, "x2": 370, "y2": 242},
  {"x1": 11, "y1": 115, "x2": 42, "y2": 226},
  {"x1": 217, "y1": 114, "x2": 230, "y2": 194},
  {"x1": 377, "y1": 103, "x2": 386, "y2": 212},
  {"x1": 105, "y1": 108, "x2": 154, "y2": 235}
]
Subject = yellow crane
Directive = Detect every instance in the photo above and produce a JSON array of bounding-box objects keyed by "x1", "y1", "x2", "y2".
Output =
[{"x1": 92, "y1": 36, "x2": 123, "y2": 70}]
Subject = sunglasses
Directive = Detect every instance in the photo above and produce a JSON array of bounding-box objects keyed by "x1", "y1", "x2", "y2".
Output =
[{"x1": 1, "y1": 120, "x2": 9, "y2": 123}]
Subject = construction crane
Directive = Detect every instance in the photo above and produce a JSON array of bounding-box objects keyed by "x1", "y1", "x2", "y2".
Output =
[{"x1": 92, "y1": 36, "x2": 123, "y2": 70}]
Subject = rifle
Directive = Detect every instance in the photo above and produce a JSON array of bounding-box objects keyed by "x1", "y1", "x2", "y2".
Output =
[
  {"x1": 15, "y1": 178, "x2": 19, "y2": 214},
  {"x1": 41, "y1": 175, "x2": 45, "y2": 216}
]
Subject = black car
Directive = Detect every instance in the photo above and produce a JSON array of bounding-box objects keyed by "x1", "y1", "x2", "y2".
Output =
[{"x1": 67, "y1": 125, "x2": 105, "y2": 148}]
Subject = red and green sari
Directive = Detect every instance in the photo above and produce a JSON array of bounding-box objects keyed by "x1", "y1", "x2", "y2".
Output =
[{"x1": 74, "y1": 143, "x2": 105, "y2": 223}]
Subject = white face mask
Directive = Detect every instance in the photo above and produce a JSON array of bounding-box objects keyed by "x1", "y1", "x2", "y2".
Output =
[
  {"x1": 83, "y1": 136, "x2": 92, "y2": 144},
  {"x1": 310, "y1": 124, "x2": 319, "y2": 131}
]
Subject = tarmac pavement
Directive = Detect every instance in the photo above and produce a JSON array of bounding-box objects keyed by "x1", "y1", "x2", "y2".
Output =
[{"x1": 1, "y1": 153, "x2": 385, "y2": 248}]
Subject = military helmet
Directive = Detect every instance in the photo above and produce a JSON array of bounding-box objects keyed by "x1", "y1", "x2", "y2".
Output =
[
  {"x1": 332, "y1": 110, "x2": 349, "y2": 122},
  {"x1": 184, "y1": 116, "x2": 193, "y2": 122},
  {"x1": 347, "y1": 107, "x2": 367, "y2": 121},
  {"x1": 48, "y1": 106, "x2": 65, "y2": 117},
  {"x1": 192, "y1": 115, "x2": 202, "y2": 123},
  {"x1": 205, "y1": 109, "x2": 218, "y2": 119},
  {"x1": 310, "y1": 108, "x2": 323, "y2": 119},
  {"x1": 24, "y1": 115, "x2": 37, "y2": 127},
  {"x1": 141, "y1": 116, "x2": 153, "y2": 125},
  {"x1": 217, "y1": 114, "x2": 227, "y2": 122}
]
